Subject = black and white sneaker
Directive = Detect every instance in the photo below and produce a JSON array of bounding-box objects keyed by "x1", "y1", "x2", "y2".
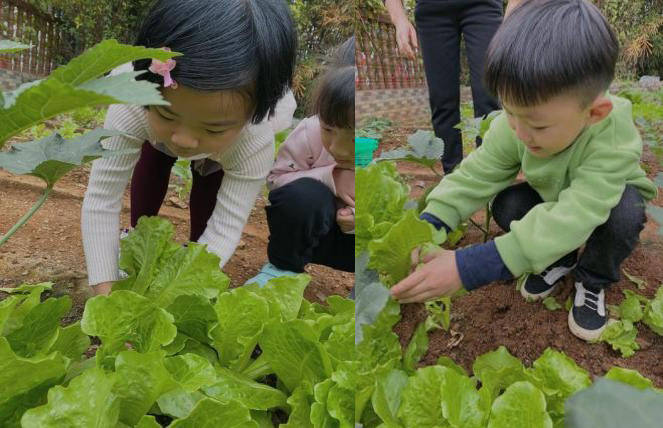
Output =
[
  {"x1": 568, "y1": 282, "x2": 607, "y2": 341},
  {"x1": 520, "y1": 262, "x2": 576, "y2": 301}
]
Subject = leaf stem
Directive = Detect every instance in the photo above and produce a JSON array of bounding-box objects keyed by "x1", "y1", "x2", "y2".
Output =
[{"x1": 0, "y1": 185, "x2": 53, "y2": 247}]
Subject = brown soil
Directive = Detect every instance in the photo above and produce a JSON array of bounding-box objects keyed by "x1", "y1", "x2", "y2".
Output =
[
  {"x1": 0, "y1": 166, "x2": 354, "y2": 320},
  {"x1": 381, "y1": 132, "x2": 663, "y2": 387}
]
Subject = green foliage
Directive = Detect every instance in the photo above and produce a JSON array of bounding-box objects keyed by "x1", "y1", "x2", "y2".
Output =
[
  {"x1": 0, "y1": 217, "x2": 356, "y2": 426},
  {"x1": 356, "y1": 117, "x2": 393, "y2": 140},
  {"x1": 376, "y1": 130, "x2": 445, "y2": 174}
]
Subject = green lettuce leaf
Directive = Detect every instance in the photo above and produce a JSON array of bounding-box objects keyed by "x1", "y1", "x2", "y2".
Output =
[
  {"x1": 259, "y1": 319, "x2": 333, "y2": 394},
  {"x1": 0, "y1": 338, "x2": 68, "y2": 426},
  {"x1": 472, "y1": 346, "x2": 527, "y2": 410},
  {"x1": 203, "y1": 367, "x2": 288, "y2": 411},
  {"x1": 600, "y1": 319, "x2": 640, "y2": 358},
  {"x1": 5, "y1": 296, "x2": 71, "y2": 358},
  {"x1": 20, "y1": 367, "x2": 119, "y2": 428},
  {"x1": 643, "y1": 287, "x2": 663, "y2": 335},
  {"x1": 80, "y1": 290, "x2": 177, "y2": 358},
  {"x1": 168, "y1": 398, "x2": 258, "y2": 428},
  {"x1": 604, "y1": 367, "x2": 654, "y2": 390},
  {"x1": 397, "y1": 366, "x2": 447, "y2": 427},
  {"x1": 487, "y1": 381, "x2": 552, "y2": 428},
  {"x1": 403, "y1": 322, "x2": 429, "y2": 374},
  {"x1": 368, "y1": 210, "x2": 435, "y2": 286}
]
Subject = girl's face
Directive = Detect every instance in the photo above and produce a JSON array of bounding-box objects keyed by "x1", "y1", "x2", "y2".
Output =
[
  {"x1": 147, "y1": 86, "x2": 253, "y2": 157},
  {"x1": 320, "y1": 120, "x2": 355, "y2": 170}
]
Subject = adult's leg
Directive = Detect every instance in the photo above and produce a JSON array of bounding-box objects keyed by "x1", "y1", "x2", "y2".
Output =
[
  {"x1": 461, "y1": 0, "x2": 502, "y2": 146},
  {"x1": 188, "y1": 164, "x2": 224, "y2": 242},
  {"x1": 130, "y1": 142, "x2": 177, "y2": 227},
  {"x1": 415, "y1": 0, "x2": 463, "y2": 173}
]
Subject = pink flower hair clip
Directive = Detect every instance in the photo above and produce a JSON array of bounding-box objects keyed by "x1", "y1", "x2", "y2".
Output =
[{"x1": 149, "y1": 47, "x2": 178, "y2": 89}]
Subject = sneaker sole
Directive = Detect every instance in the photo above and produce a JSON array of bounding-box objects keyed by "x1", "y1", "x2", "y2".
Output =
[{"x1": 567, "y1": 310, "x2": 606, "y2": 341}]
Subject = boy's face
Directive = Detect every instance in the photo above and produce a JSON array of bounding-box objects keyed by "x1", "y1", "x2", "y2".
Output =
[
  {"x1": 502, "y1": 93, "x2": 613, "y2": 158},
  {"x1": 320, "y1": 120, "x2": 355, "y2": 170}
]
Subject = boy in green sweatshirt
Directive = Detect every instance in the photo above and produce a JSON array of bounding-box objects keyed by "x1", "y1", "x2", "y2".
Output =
[{"x1": 391, "y1": 0, "x2": 657, "y2": 341}]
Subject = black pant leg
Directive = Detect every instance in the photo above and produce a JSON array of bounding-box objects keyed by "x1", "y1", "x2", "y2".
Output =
[
  {"x1": 415, "y1": 0, "x2": 462, "y2": 173},
  {"x1": 575, "y1": 185, "x2": 647, "y2": 289},
  {"x1": 266, "y1": 178, "x2": 354, "y2": 273},
  {"x1": 460, "y1": 0, "x2": 502, "y2": 146}
]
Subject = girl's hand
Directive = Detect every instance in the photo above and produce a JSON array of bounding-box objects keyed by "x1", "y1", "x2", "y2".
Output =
[
  {"x1": 391, "y1": 248, "x2": 463, "y2": 303},
  {"x1": 333, "y1": 168, "x2": 355, "y2": 207},
  {"x1": 336, "y1": 207, "x2": 355, "y2": 233},
  {"x1": 92, "y1": 281, "x2": 113, "y2": 296}
]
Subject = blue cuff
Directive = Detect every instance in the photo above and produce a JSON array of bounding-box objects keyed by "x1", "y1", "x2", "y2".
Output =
[
  {"x1": 455, "y1": 241, "x2": 514, "y2": 291},
  {"x1": 419, "y1": 213, "x2": 452, "y2": 233}
]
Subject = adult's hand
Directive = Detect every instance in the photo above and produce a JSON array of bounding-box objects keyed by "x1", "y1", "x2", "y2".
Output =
[{"x1": 385, "y1": 0, "x2": 418, "y2": 59}]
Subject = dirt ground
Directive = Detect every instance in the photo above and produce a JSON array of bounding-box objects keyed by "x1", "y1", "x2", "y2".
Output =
[
  {"x1": 377, "y1": 127, "x2": 663, "y2": 387},
  {"x1": 0, "y1": 165, "x2": 354, "y2": 323}
]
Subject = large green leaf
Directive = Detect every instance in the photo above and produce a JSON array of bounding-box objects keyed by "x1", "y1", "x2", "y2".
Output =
[
  {"x1": 566, "y1": 379, "x2": 663, "y2": 428},
  {"x1": 43, "y1": 322, "x2": 91, "y2": 362},
  {"x1": 643, "y1": 286, "x2": 663, "y2": 335},
  {"x1": 526, "y1": 348, "x2": 591, "y2": 419},
  {"x1": 115, "y1": 217, "x2": 229, "y2": 304},
  {"x1": 0, "y1": 40, "x2": 178, "y2": 145},
  {"x1": 0, "y1": 283, "x2": 53, "y2": 336},
  {"x1": 80, "y1": 290, "x2": 177, "y2": 357},
  {"x1": 487, "y1": 381, "x2": 552, "y2": 428},
  {"x1": 397, "y1": 366, "x2": 447, "y2": 428},
  {"x1": 281, "y1": 386, "x2": 314, "y2": 428},
  {"x1": 166, "y1": 295, "x2": 218, "y2": 345},
  {"x1": 203, "y1": 367, "x2": 288, "y2": 411},
  {"x1": 472, "y1": 346, "x2": 527, "y2": 410},
  {"x1": 259, "y1": 319, "x2": 333, "y2": 394},
  {"x1": 163, "y1": 353, "x2": 217, "y2": 392},
  {"x1": 604, "y1": 367, "x2": 654, "y2": 390},
  {"x1": 243, "y1": 274, "x2": 310, "y2": 322},
  {"x1": 210, "y1": 287, "x2": 270, "y2": 370},
  {"x1": 371, "y1": 369, "x2": 408, "y2": 427},
  {"x1": 440, "y1": 368, "x2": 485, "y2": 428},
  {"x1": 5, "y1": 296, "x2": 71, "y2": 358},
  {"x1": 0, "y1": 338, "x2": 67, "y2": 426},
  {"x1": 20, "y1": 367, "x2": 119, "y2": 428},
  {"x1": 113, "y1": 351, "x2": 179, "y2": 426},
  {"x1": 0, "y1": 129, "x2": 130, "y2": 187},
  {"x1": 169, "y1": 398, "x2": 258, "y2": 428},
  {"x1": 368, "y1": 210, "x2": 435, "y2": 286}
]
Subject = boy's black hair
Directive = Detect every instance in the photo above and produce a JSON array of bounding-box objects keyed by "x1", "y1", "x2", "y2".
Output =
[
  {"x1": 485, "y1": 0, "x2": 618, "y2": 107},
  {"x1": 313, "y1": 37, "x2": 355, "y2": 129},
  {"x1": 133, "y1": 0, "x2": 297, "y2": 124}
]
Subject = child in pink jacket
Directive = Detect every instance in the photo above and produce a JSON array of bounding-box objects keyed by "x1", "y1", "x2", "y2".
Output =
[{"x1": 247, "y1": 37, "x2": 355, "y2": 286}]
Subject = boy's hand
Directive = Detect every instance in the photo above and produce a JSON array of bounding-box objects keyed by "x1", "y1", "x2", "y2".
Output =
[
  {"x1": 333, "y1": 168, "x2": 355, "y2": 207},
  {"x1": 92, "y1": 281, "x2": 113, "y2": 296},
  {"x1": 391, "y1": 248, "x2": 463, "y2": 303},
  {"x1": 336, "y1": 207, "x2": 355, "y2": 233}
]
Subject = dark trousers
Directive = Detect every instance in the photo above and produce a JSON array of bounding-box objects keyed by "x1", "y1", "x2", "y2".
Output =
[
  {"x1": 130, "y1": 142, "x2": 224, "y2": 241},
  {"x1": 415, "y1": 0, "x2": 502, "y2": 173},
  {"x1": 491, "y1": 182, "x2": 647, "y2": 289},
  {"x1": 266, "y1": 178, "x2": 354, "y2": 273}
]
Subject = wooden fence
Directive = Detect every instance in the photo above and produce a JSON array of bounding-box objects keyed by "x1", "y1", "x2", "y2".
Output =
[
  {"x1": 356, "y1": 11, "x2": 427, "y2": 90},
  {"x1": 0, "y1": 0, "x2": 64, "y2": 76}
]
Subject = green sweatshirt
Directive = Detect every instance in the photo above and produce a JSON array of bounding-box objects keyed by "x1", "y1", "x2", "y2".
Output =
[{"x1": 423, "y1": 95, "x2": 658, "y2": 277}]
